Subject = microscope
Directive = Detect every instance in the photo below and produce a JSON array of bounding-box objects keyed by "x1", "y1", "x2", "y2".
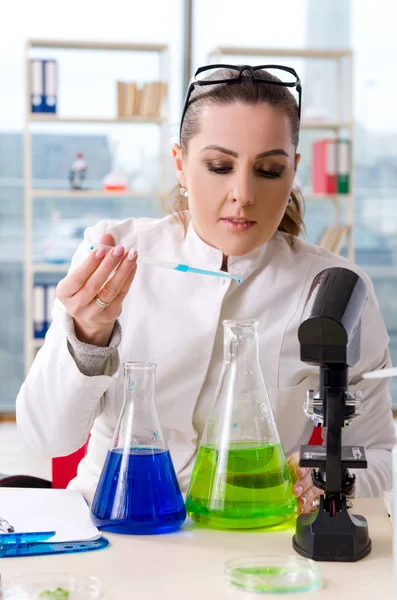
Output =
[{"x1": 292, "y1": 266, "x2": 372, "y2": 562}]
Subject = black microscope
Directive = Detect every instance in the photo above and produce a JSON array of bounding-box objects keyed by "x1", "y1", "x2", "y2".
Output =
[{"x1": 292, "y1": 266, "x2": 372, "y2": 562}]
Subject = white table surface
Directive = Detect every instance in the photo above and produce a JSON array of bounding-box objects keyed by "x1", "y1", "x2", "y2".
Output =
[{"x1": 0, "y1": 499, "x2": 392, "y2": 599}]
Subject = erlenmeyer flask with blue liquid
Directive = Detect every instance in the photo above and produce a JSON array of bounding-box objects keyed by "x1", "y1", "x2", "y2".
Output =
[{"x1": 91, "y1": 362, "x2": 186, "y2": 534}]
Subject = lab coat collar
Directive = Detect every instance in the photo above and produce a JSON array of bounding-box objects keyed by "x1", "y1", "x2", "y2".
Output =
[{"x1": 186, "y1": 216, "x2": 270, "y2": 280}]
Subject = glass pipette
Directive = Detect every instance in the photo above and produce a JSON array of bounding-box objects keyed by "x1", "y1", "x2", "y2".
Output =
[{"x1": 87, "y1": 243, "x2": 243, "y2": 283}]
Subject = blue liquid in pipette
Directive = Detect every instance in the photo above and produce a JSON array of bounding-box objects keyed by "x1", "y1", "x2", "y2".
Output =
[{"x1": 91, "y1": 448, "x2": 186, "y2": 534}]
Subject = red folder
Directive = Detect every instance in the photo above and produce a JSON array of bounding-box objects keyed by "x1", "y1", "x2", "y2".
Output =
[{"x1": 312, "y1": 139, "x2": 337, "y2": 194}]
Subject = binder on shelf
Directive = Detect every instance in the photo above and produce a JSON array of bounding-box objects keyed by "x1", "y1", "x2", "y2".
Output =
[
  {"x1": 46, "y1": 284, "x2": 57, "y2": 324},
  {"x1": 30, "y1": 59, "x2": 57, "y2": 114},
  {"x1": 33, "y1": 283, "x2": 47, "y2": 339},
  {"x1": 312, "y1": 139, "x2": 337, "y2": 194},
  {"x1": 336, "y1": 138, "x2": 351, "y2": 194}
]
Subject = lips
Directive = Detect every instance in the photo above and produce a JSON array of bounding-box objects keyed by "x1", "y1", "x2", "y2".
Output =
[{"x1": 221, "y1": 217, "x2": 256, "y2": 231}]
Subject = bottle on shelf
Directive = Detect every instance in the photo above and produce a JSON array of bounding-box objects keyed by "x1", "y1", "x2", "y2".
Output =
[
  {"x1": 102, "y1": 141, "x2": 129, "y2": 191},
  {"x1": 69, "y1": 152, "x2": 87, "y2": 190}
]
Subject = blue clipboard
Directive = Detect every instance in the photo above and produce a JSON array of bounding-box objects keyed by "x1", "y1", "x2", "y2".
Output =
[{"x1": 0, "y1": 531, "x2": 109, "y2": 558}]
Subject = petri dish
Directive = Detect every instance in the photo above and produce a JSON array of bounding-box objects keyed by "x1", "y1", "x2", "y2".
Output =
[
  {"x1": 0, "y1": 573, "x2": 102, "y2": 599},
  {"x1": 225, "y1": 555, "x2": 322, "y2": 594}
]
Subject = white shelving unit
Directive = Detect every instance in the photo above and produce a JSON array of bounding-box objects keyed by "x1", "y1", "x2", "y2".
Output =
[
  {"x1": 24, "y1": 39, "x2": 169, "y2": 373},
  {"x1": 208, "y1": 47, "x2": 354, "y2": 260}
]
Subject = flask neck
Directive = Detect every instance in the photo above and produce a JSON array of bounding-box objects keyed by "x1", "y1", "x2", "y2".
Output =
[
  {"x1": 112, "y1": 362, "x2": 165, "y2": 451},
  {"x1": 224, "y1": 321, "x2": 260, "y2": 365},
  {"x1": 124, "y1": 363, "x2": 156, "y2": 408}
]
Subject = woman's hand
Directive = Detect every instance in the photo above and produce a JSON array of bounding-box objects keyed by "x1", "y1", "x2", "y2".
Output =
[
  {"x1": 287, "y1": 451, "x2": 322, "y2": 514},
  {"x1": 56, "y1": 233, "x2": 138, "y2": 346}
]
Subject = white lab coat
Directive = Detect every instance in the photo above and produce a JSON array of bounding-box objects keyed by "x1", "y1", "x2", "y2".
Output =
[{"x1": 16, "y1": 214, "x2": 396, "y2": 496}]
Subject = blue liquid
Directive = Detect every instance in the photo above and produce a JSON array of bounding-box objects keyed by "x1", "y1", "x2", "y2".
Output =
[{"x1": 91, "y1": 448, "x2": 186, "y2": 534}]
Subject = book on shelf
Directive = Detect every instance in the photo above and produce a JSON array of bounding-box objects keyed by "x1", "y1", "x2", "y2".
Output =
[
  {"x1": 30, "y1": 59, "x2": 57, "y2": 114},
  {"x1": 312, "y1": 138, "x2": 351, "y2": 195},
  {"x1": 117, "y1": 81, "x2": 125, "y2": 117},
  {"x1": 33, "y1": 283, "x2": 57, "y2": 339},
  {"x1": 317, "y1": 225, "x2": 350, "y2": 255},
  {"x1": 312, "y1": 139, "x2": 337, "y2": 194},
  {"x1": 116, "y1": 81, "x2": 167, "y2": 118},
  {"x1": 336, "y1": 139, "x2": 351, "y2": 194}
]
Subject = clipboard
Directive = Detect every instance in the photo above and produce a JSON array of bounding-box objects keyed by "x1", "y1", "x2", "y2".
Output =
[{"x1": 0, "y1": 531, "x2": 109, "y2": 558}]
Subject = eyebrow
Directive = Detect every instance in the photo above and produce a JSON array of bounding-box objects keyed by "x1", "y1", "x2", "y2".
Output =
[{"x1": 201, "y1": 145, "x2": 289, "y2": 159}]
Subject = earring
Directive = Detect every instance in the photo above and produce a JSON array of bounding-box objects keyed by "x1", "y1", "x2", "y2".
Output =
[
  {"x1": 179, "y1": 186, "x2": 188, "y2": 198},
  {"x1": 288, "y1": 196, "x2": 293, "y2": 206}
]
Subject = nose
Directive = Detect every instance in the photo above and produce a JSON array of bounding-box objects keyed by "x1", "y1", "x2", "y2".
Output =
[{"x1": 229, "y1": 170, "x2": 255, "y2": 206}]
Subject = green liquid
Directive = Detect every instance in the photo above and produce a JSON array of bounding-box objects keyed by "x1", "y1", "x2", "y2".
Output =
[{"x1": 185, "y1": 442, "x2": 296, "y2": 530}]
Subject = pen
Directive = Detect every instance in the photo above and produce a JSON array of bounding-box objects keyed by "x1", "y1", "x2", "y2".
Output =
[
  {"x1": 0, "y1": 518, "x2": 15, "y2": 533},
  {"x1": 87, "y1": 242, "x2": 243, "y2": 283}
]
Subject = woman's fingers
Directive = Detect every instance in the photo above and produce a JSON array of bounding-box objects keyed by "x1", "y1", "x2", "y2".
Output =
[
  {"x1": 292, "y1": 467, "x2": 322, "y2": 514},
  {"x1": 288, "y1": 453, "x2": 322, "y2": 514},
  {"x1": 287, "y1": 452, "x2": 309, "y2": 484},
  {"x1": 293, "y1": 470, "x2": 312, "y2": 497},
  {"x1": 300, "y1": 485, "x2": 323, "y2": 514},
  {"x1": 99, "y1": 233, "x2": 116, "y2": 247},
  {"x1": 93, "y1": 249, "x2": 138, "y2": 308},
  {"x1": 57, "y1": 235, "x2": 116, "y2": 299},
  {"x1": 76, "y1": 245, "x2": 128, "y2": 305},
  {"x1": 57, "y1": 248, "x2": 109, "y2": 298},
  {"x1": 116, "y1": 258, "x2": 139, "y2": 299}
]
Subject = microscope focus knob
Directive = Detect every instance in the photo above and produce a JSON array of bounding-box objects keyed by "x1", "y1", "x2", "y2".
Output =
[
  {"x1": 304, "y1": 390, "x2": 315, "y2": 414},
  {"x1": 344, "y1": 391, "x2": 363, "y2": 424},
  {"x1": 304, "y1": 390, "x2": 324, "y2": 425}
]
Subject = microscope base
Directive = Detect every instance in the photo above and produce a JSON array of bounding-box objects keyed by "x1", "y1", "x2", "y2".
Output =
[{"x1": 292, "y1": 498, "x2": 371, "y2": 562}]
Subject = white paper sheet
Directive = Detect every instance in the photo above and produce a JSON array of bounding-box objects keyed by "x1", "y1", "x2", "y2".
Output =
[{"x1": 0, "y1": 488, "x2": 100, "y2": 542}]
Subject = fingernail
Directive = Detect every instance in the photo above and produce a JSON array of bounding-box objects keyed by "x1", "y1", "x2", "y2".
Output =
[
  {"x1": 95, "y1": 247, "x2": 107, "y2": 259},
  {"x1": 113, "y1": 245, "x2": 125, "y2": 257},
  {"x1": 299, "y1": 468, "x2": 307, "y2": 477},
  {"x1": 127, "y1": 248, "x2": 137, "y2": 261},
  {"x1": 301, "y1": 496, "x2": 308, "y2": 505},
  {"x1": 295, "y1": 486, "x2": 303, "y2": 496}
]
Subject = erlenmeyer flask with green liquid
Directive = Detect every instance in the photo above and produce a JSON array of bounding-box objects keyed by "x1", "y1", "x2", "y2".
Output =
[{"x1": 186, "y1": 319, "x2": 296, "y2": 530}]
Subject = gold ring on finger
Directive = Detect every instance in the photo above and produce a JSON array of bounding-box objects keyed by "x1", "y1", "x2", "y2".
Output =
[{"x1": 95, "y1": 295, "x2": 110, "y2": 308}]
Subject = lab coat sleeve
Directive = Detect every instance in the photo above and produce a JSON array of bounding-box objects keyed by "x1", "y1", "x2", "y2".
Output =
[
  {"x1": 342, "y1": 272, "x2": 396, "y2": 498},
  {"x1": 16, "y1": 220, "x2": 125, "y2": 457}
]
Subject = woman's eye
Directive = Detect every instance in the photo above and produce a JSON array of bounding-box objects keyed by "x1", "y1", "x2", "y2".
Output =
[
  {"x1": 207, "y1": 164, "x2": 233, "y2": 174},
  {"x1": 257, "y1": 169, "x2": 282, "y2": 179}
]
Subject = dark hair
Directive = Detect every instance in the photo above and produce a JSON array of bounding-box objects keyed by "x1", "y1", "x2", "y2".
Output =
[{"x1": 164, "y1": 68, "x2": 304, "y2": 238}]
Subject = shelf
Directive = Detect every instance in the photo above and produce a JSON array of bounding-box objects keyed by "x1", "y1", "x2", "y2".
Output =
[
  {"x1": 30, "y1": 189, "x2": 163, "y2": 199},
  {"x1": 301, "y1": 121, "x2": 352, "y2": 130},
  {"x1": 32, "y1": 263, "x2": 70, "y2": 274},
  {"x1": 23, "y1": 36, "x2": 171, "y2": 376},
  {"x1": 303, "y1": 193, "x2": 352, "y2": 201},
  {"x1": 28, "y1": 39, "x2": 168, "y2": 53},
  {"x1": 28, "y1": 115, "x2": 163, "y2": 125},
  {"x1": 210, "y1": 47, "x2": 352, "y2": 59},
  {"x1": 28, "y1": 116, "x2": 348, "y2": 130}
]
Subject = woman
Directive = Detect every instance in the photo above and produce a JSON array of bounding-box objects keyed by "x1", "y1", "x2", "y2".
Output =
[{"x1": 16, "y1": 65, "x2": 395, "y2": 514}]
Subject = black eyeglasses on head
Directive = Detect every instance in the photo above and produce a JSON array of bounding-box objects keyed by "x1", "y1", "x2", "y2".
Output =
[{"x1": 179, "y1": 63, "x2": 302, "y2": 141}]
